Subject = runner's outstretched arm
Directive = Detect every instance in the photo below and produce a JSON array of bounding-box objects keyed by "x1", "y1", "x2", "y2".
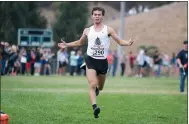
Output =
[
  {"x1": 58, "y1": 28, "x2": 88, "y2": 49},
  {"x1": 108, "y1": 27, "x2": 134, "y2": 46}
]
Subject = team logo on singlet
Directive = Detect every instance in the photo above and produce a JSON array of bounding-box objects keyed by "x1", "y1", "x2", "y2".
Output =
[
  {"x1": 95, "y1": 37, "x2": 101, "y2": 46},
  {"x1": 91, "y1": 37, "x2": 104, "y2": 57}
]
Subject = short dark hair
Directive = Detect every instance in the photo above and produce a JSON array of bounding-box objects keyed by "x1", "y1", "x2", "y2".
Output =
[
  {"x1": 183, "y1": 40, "x2": 188, "y2": 44},
  {"x1": 92, "y1": 7, "x2": 105, "y2": 16}
]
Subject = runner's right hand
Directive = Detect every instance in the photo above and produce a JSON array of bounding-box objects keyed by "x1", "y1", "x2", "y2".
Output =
[{"x1": 128, "y1": 38, "x2": 134, "y2": 46}]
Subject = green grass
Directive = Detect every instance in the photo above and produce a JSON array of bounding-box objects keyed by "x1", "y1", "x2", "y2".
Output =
[{"x1": 1, "y1": 76, "x2": 187, "y2": 124}]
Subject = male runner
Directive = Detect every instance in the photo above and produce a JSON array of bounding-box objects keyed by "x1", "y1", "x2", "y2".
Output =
[{"x1": 58, "y1": 7, "x2": 134, "y2": 118}]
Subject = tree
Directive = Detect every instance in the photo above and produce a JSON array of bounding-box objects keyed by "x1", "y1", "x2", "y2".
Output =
[
  {"x1": 138, "y1": 45, "x2": 159, "y2": 57},
  {"x1": 0, "y1": 2, "x2": 47, "y2": 44},
  {"x1": 53, "y1": 2, "x2": 88, "y2": 45},
  {"x1": 146, "y1": 45, "x2": 158, "y2": 57}
]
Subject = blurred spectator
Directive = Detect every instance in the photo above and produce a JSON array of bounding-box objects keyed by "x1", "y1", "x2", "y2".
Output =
[
  {"x1": 5, "y1": 45, "x2": 19, "y2": 75},
  {"x1": 153, "y1": 50, "x2": 162, "y2": 77},
  {"x1": 144, "y1": 51, "x2": 153, "y2": 76},
  {"x1": 162, "y1": 53, "x2": 170, "y2": 77},
  {"x1": 69, "y1": 51, "x2": 79, "y2": 76},
  {"x1": 128, "y1": 51, "x2": 136, "y2": 76},
  {"x1": 120, "y1": 53, "x2": 127, "y2": 76},
  {"x1": 34, "y1": 48, "x2": 41, "y2": 76},
  {"x1": 25, "y1": 49, "x2": 31, "y2": 75},
  {"x1": 0, "y1": 42, "x2": 5, "y2": 74},
  {"x1": 136, "y1": 49, "x2": 145, "y2": 77},
  {"x1": 112, "y1": 50, "x2": 118, "y2": 77},
  {"x1": 46, "y1": 48, "x2": 54, "y2": 75},
  {"x1": 57, "y1": 48, "x2": 68, "y2": 75},
  {"x1": 30, "y1": 49, "x2": 36, "y2": 75},
  {"x1": 0, "y1": 42, "x2": 9, "y2": 75},
  {"x1": 40, "y1": 49, "x2": 45, "y2": 75},
  {"x1": 42, "y1": 48, "x2": 53, "y2": 75},
  {"x1": 176, "y1": 40, "x2": 188, "y2": 93},
  {"x1": 107, "y1": 50, "x2": 113, "y2": 76},
  {"x1": 76, "y1": 50, "x2": 84, "y2": 75},
  {"x1": 20, "y1": 48, "x2": 27, "y2": 75},
  {"x1": 0, "y1": 43, "x2": 3, "y2": 67},
  {"x1": 170, "y1": 52, "x2": 177, "y2": 76}
]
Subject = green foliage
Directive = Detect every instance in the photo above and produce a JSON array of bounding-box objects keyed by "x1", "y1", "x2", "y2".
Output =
[
  {"x1": 0, "y1": 2, "x2": 47, "y2": 44},
  {"x1": 146, "y1": 45, "x2": 159, "y2": 57},
  {"x1": 53, "y1": 2, "x2": 88, "y2": 44},
  {"x1": 138, "y1": 45, "x2": 159, "y2": 57},
  {"x1": 138, "y1": 45, "x2": 146, "y2": 50}
]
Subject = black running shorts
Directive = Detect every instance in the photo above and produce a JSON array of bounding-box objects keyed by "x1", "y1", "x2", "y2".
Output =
[{"x1": 85, "y1": 55, "x2": 108, "y2": 75}]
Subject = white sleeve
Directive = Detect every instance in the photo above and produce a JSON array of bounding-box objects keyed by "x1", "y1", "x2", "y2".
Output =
[{"x1": 136, "y1": 55, "x2": 140, "y2": 62}]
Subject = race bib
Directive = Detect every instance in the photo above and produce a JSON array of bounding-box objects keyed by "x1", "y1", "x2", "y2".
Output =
[
  {"x1": 91, "y1": 37, "x2": 105, "y2": 57},
  {"x1": 92, "y1": 48, "x2": 104, "y2": 57}
]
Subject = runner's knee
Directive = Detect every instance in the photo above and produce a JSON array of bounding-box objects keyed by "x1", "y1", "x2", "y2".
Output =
[{"x1": 90, "y1": 83, "x2": 98, "y2": 89}]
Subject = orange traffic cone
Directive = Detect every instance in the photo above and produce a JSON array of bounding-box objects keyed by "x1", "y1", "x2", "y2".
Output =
[{"x1": 0, "y1": 111, "x2": 9, "y2": 124}]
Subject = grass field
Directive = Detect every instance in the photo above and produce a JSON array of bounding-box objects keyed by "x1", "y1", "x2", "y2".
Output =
[{"x1": 1, "y1": 76, "x2": 187, "y2": 124}]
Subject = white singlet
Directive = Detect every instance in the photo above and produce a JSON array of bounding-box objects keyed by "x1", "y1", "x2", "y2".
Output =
[{"x1": 87, "y1": 25, "x2": 110, "y2": 59}]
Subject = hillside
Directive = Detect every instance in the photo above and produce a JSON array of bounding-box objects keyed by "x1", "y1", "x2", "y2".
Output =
[
  {"x1": 40, "y1": 2, "x2": 187, "y2": 56},
  {"x1": 107, "y1": 2, "x2": 187, "y2": 56}
]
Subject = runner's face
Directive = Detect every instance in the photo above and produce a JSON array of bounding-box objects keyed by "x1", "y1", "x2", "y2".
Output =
[{"x1": 92, "y1": 10, "x2": 103, "y2": 24}]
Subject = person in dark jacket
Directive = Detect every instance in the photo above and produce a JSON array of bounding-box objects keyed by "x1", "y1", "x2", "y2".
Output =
[{"x1": 176, "y1": 40, "x2": 188, "y2": 93}]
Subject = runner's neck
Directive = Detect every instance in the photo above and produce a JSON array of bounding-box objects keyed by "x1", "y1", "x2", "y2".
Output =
[
  {"x1": 93, "y1": 23, "x2": 104, "y2": 28},
  {"x1": 93, "y1": 23, "x2": 104, "y2": 32}
]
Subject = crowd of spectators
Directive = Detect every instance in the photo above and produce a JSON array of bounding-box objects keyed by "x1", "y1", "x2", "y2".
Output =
[{"x1": 0, "y1": 41, "x2": 179, "y2": 77}]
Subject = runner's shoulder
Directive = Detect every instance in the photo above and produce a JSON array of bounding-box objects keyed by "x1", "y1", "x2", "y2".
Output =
[
  {"x1": 105, "y1": 25, "x2": 114, "y2": 35},
  {"x1": 84, "y1": 28, "x2": 90, "y2": 36}
]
